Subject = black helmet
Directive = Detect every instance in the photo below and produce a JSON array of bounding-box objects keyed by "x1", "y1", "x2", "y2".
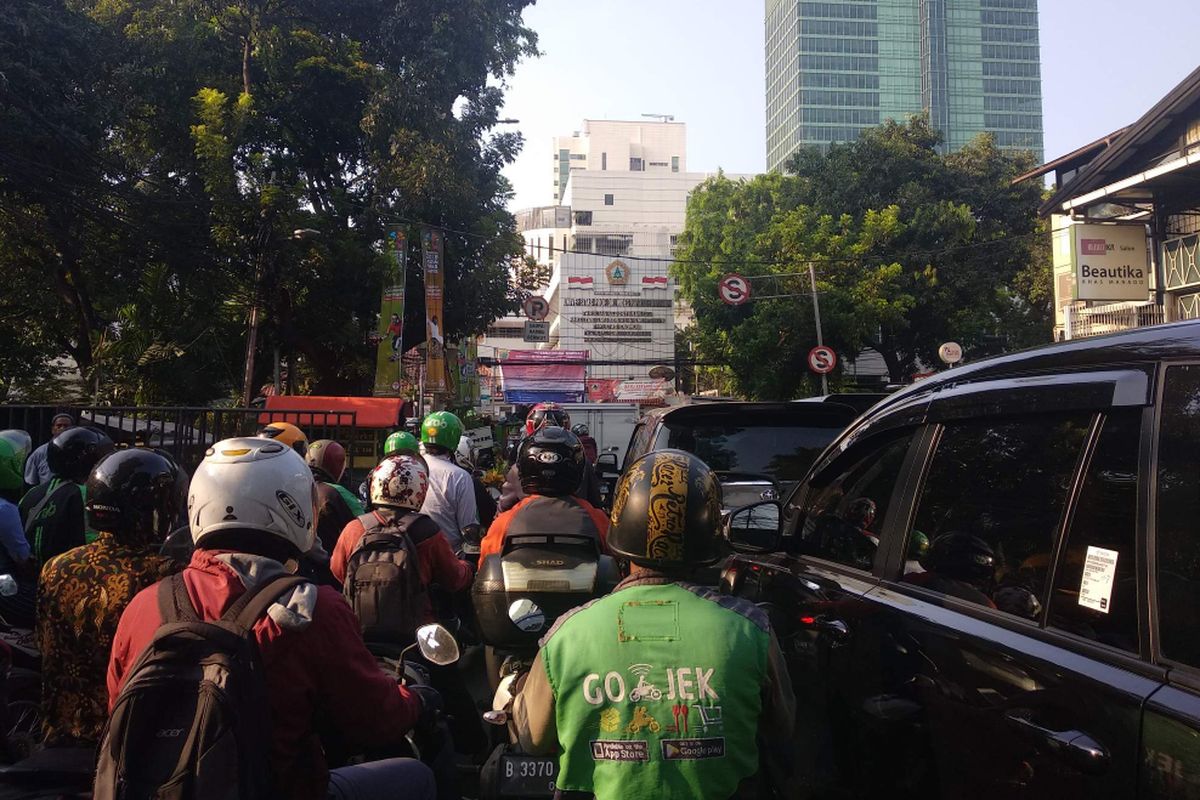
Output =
[
  {"x1": 608, "y1": 449, "x2": 723, "y2": 569},
  {"x1": 518, "y1": 426, "x2": 584, "y2": 497},
  {"x1": 923, "y1": 532, "x2": 996, "y2": 588},
  {"x1": 86, "y1": 448, "x2": 181, "y2": 544},
  {"x1": 47, "y1": 427, "x2": 115, "y2": 483},
  {"x1": 571, "y1": 423, "x2": 590, "y2": 437}
]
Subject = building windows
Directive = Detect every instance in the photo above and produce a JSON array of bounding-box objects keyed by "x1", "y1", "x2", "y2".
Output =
[
  {"x1": 799, "y1": 55, "x2": 878, "y2": 72},
  {"x1": 982, "y1": 60, "x2": 1040, "y2": 78},
  {"x1": 574, "y1": 210, "x2": 593, "y2": 226},
  {"x1": 800, "y1": 36, "x2": 878, "y2": 54},
  {"x1": 983, "y1": 78, "x2": 1040, "y2": 95},
  {"x1": 629, "y1": 157, "x2": 645, "y2": 171},
  {"x1": 601, "y1": 152, "x2": 607, "y2": 171},
  {"x1": 648, "y1": 161, "x2": 669, "y2": 167},
  {"x1": 802, "y1": 107, "x2": 880, "y2": 125},
  {"x1": 980, "y1": 25, "x2": 1039, "y2": 43},
  {"x1": 980, "y1": 9, "x2": 1037, "y2": 26},
  {"x1": 604, "y1": 194, "x2": 614, "y2": 206},
  {"x1": 574, "y1": 235, "x2": 593, "y2": 253},
  {"x1": 801, "y1": 19, "x2": 877, "y2": 37},
  {"x1": 981, "y1": 43, "x2": 1039, "y2": 61},
  {"x1": 801, "y1": 71, "x2": 880, "y2": 89},
  {"x1": 569, "y1": 153, "x2": 586, "y2": 160},
  {"x1": 984, "y1": 112, "x2": 1042, "y2": 130},
  {"x1": 671, "y1": 156, "x2": 679, "y2": 172},
  {"x1": 595, "y1": 234, "x2": 633, "y2": 256},
  {"x1": 801, "y1": 89, "x2": 879, "y2": 107},
  {"x1": 799, "y1": 2, "x2": 877, "y2": 19}
]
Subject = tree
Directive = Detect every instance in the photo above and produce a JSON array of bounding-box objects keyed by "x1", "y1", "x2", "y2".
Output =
[
  {"x1": 673, "y1": 117, "x2": 1050, "y2": 398},
  {"x1": 0, "y1": 0, "x2": 537, "y2": 402}
]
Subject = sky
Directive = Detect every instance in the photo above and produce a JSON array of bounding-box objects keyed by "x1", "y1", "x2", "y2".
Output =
[{"x1": 499, "y1": 0, "x2": 1200, "y2": 211}]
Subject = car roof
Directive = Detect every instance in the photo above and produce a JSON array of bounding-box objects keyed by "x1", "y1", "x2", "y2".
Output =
[
  {"x1": 649, "y1": 400, "x2": 860, "y2": 425},
  {"x1": 864, "y1": 319, "x2": 1200, "y2": 424}
]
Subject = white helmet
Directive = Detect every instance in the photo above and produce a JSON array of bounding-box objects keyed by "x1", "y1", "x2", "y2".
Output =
[
  {"x1": 370, "y1": 455, "x2": 429, "y2": 511},
  {"x1": 455, "y1": 434, "x2": 476, "y2": 471},
  {"x1": 188, "y1": 437, "x2": 316, "y2": 554}
]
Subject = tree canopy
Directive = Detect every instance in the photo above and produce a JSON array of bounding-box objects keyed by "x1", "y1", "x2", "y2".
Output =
[
  {"x1": 0, "y1": 0, "x2": 537, "y2": 403},
  {"x1": 673, "y1": 117, "x2": 1051, "y2": 399}
]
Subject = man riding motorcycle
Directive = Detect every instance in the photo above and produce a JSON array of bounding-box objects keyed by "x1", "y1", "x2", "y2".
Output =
[
  {"x1": 106, "y1": 438, "x2": 437, "y2": 799},
  {"x1": 479, "y1": 427, "x2": 609, "y2": 567},
  {"x1": 512, "y1": 449, "x2": 796, "y2": 800},
  {"x1": 416, "y1": 412, "x2": 479, "y2": 552},
  {"x1": 306, "y1": 439, "x2": 363, "y2": 553}
]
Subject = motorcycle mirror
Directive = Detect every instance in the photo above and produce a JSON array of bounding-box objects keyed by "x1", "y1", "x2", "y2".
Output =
[{"x1": 414, "y1": 624, "x2": 460, "y2": 666}]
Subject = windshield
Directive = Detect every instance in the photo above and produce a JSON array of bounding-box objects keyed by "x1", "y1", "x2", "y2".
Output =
[{"x1": 654, "y1": 421, "x2": 842, "y2": 484}]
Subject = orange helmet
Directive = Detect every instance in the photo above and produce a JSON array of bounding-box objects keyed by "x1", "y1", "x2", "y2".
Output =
[{"x1": 257, "y1": 421, "x2": 309, "y2": 457}]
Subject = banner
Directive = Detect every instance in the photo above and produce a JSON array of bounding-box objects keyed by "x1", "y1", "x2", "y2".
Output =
[
  {"x1": 372, "y1": 227, "x2": 408, "y2": 396},
  {"x1": 458, "y1": 338, "x2": 480, "y2": 408},
  {"x1": 499, "y1": 349, "x2": 587, "y2": 403},
  {"x1": 422, "y1": 228, "x2": 446, "y2": 393}
]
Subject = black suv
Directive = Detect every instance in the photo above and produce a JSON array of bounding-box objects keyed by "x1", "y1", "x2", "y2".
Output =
[
  {"x1": 724, "y1": 322, "x2": 1200, "y2": 799},
  {"x1": 616, "y1": 400, "x2": 861, "y2": 513}
]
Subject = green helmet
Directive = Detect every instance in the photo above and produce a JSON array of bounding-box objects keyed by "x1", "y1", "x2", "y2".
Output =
[
  {"x1": 384, "y1": 430, "x2": 419, "y2": 457},
  {"x1": 0, "y1": 439, "x2": 24, "y2": 493},
  {"x1": 420, "y1": 411, "x2": 463, "y2": 451}
]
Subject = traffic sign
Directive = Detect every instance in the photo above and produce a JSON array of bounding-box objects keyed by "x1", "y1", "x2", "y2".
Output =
[
  {"x1": 938, "y1": 341, "x2": 963, "y2": 365},
  {"x1": 807, "y1": 345, "x2": 837, "y2": 374},
  {"x1": 523, "y1": 320, "x2": 549, "y2": 343},
  {"x1": 523, "y1": 295, "x2": 550, "y2": 321},
  {"x1": 718, "y1": 274, "x2": 751, "y2": 306}
]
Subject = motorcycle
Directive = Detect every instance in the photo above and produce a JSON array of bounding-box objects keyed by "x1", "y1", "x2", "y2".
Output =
[{"x1": 470, "y1": 532, "x2": 619, "y2": 800}]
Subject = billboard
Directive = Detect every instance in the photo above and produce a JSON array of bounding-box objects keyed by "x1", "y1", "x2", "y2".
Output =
[
  {"x1": 1072, "y1": 223, "x2": 1150, "y2": 302},
  {"x1": 422, "y1": 228, "x2": 446, "y2": 393},
  {"x1": 372, "y1": 227, "x2": 408, "y2": 396}
]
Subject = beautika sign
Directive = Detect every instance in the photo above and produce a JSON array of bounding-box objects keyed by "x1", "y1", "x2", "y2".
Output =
[{"x1": 1073, "y1": 223, "x2": 1150, "y2": 301}]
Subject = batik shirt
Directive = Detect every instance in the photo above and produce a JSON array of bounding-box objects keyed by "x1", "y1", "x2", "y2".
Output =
[{"x1": 36, "y1": 533, "x2": 180, "y2": 744}]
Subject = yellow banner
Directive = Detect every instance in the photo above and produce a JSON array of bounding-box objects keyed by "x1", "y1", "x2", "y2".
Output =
[
  {"x1": 372, "y1": 227, "x2": 408, "y2": 396},
  {"x1": 422, "y1": 228, "x2": 446, "y2": 393}
]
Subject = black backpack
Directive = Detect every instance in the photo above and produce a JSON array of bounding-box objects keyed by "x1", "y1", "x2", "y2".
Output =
[
  {"x1": 94, "y1": 573, "x2": 304, "y2": 800},
  {"x1": 343, "y1": 512, "x2": 424, "y2": 643}
]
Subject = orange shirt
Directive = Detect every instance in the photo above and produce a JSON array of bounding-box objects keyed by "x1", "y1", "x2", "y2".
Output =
[{"x1": 479, "y1": 494, "x2": 611, "y2": 568}]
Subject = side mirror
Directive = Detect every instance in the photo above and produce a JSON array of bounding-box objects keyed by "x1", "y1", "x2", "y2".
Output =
[
  {"x1": 414, "y1": 623, "x2": 460, "y2": 666},
  {"x1": 724, "y1": 500, "x2": 783, "y2": 553},
  {"x1": 595, "y1": 452, "x2": 619, "y2": 475}
]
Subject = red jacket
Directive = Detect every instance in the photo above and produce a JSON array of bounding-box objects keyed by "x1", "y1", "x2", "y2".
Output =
[
  {"x1": 107, "y1": 550, "x2": 423, "y2": 800},
  {"x1": 331, "y1": 511, "x2": 473, "y2": 613}
]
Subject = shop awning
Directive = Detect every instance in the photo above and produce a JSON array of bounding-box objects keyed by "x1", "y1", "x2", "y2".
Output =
[{"x1": 261, "y1": 396, "x2": 406, "y2": 429}]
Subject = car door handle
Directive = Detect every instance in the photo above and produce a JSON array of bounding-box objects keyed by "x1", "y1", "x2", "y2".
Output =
[
  {"x1": 1004, "y1": 710, "x2": 1110, "y2": 775},
  {"x1": 799, "y1": 615, "x2": 850, "y2": 641}
]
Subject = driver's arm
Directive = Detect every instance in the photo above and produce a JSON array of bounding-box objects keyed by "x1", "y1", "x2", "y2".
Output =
[{"x1": 513, "y1": 650, "x2": 557, "y2": 754}]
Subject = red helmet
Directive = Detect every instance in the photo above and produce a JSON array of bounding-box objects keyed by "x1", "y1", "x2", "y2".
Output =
[
  {"x1": 305, "y1": 439, "x2": 347, "y2": 482},
  {"x1": 525, "y1": 403, "x2": 571, "y2": 436}
]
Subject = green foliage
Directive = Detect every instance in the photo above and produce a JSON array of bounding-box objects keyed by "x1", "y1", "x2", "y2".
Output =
[
  {"x1": 674, "y1": 117, "x2": 1050, "y2": 398},
  {"x1": 0, "y1": 0, "x2": 537, "y2": 403}
]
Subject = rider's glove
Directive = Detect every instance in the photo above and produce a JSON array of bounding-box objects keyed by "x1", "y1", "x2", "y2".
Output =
[{"x1": 409, "y1": 683, "x2": 443, "y2": 729}]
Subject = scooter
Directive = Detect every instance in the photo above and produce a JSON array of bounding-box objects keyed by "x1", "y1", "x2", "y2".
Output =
[{"x1": 471, "y1": 532, "x2": 619, "y2": 800}]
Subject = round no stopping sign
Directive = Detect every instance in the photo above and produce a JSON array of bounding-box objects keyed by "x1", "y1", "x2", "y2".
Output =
[
  {"x1": 808, "y1": 345, "x2": 837, "y2": 374},
  {"x1": 718, "y1": 274, "x2": 751, "y2": 306}
]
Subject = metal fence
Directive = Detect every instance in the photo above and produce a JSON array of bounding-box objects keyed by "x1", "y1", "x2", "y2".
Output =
[
  {"x1": 1060, "y1": 302, "x2": 1166, "y2": 341},
  {"x1": 0, "y1": 405, "x2": 361, "y2": 485}
]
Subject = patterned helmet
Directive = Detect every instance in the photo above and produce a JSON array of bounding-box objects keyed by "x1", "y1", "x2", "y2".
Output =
[
  {"x1": 608, "y1": 449, "x2": 724, "y2": 569},
  {"x1": 525, "y1": 403, "x2": 570, "y2": 436},
  {"x1": 0, "y1": 439, "x2": 24, "y2": 493},
  {"x1": 370, "y1": 455, "x2": 429, "y2": 511}
]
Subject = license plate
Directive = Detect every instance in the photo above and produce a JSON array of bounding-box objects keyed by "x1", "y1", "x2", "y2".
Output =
[{"x1": 499, "y1": 754, "x2": 557, "y2": 797}]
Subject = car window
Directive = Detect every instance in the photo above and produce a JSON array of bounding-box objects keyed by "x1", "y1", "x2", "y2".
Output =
[
  {"x1": 903, "y1": 412, "x2": 1093, "y2": 619},
  {"x1": 1156, "y1": 364, "x2": 1200, "y2": 668},
  {"x1": 623, "y1": 420, "x2": 654, "y2": 470},
  {"x1": 655, "y1": 421, "x2": 844, "y2": 485},
  {"x1": 1047, "y1": 408, "x2": 1141, "y2": 653},
  {"x1": 794, "y1": 431, "x2": 918, "y2": 571}
]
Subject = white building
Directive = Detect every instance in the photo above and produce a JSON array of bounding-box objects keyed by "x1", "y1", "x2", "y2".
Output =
[{"x1": 482, "y1": 119, "x2": 748, "y2": 398}]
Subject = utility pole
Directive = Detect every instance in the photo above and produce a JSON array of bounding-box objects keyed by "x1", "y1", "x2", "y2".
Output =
[{"x1": 808, "y1": 262, "x2": 828, "y2": 396}]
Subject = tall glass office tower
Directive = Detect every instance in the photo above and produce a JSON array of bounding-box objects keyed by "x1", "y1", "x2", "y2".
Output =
[{"x1": 765, "y1": 0, "x2": 1043, "y2": 172}]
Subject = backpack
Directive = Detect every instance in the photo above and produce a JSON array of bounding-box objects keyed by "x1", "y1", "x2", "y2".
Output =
[
  {"x1": 343, "y1": 512, "x2": 425, "y2": 643},
  {"x1": 94, "y1": 572, "x2": 304, "y2": 800}
]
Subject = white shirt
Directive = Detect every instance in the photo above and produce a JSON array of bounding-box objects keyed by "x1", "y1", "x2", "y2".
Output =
[{"x1": 419, "y1": 452, "x2": 478, "y2": 550}]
